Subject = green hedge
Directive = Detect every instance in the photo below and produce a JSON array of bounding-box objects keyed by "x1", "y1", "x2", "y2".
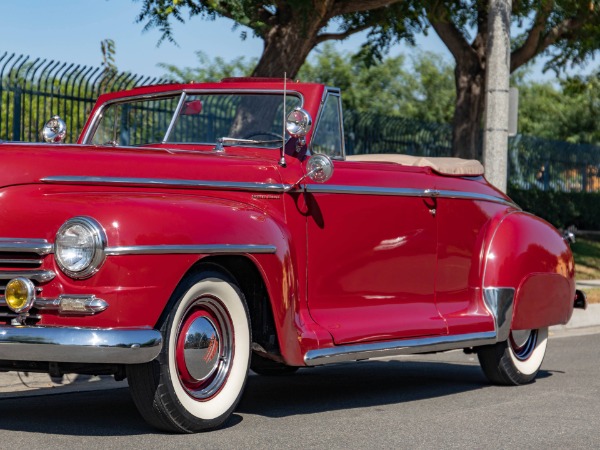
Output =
[{"x1": 508, "y1": 186, "x2": 600, "y2": 230}]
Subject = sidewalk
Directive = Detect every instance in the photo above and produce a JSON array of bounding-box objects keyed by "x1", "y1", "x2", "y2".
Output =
[{"x1": 0, "y1": 292, "x2": 599, "y2": 398}]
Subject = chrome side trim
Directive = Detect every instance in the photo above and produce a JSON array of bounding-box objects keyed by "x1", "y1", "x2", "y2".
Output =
[
  {"x1": 40, "y1": 176, "x2": 517, "y2": 208},
  {"x1": 0, "y1": 238, "x2": 53, "y2": 255},
  {"x1": 305, "y1": 185, "x2": 517, "y2": 208},
  {"x1": 303, "y1": 332, "x2": 497, "y2": 366},
  {"x1": 0, "y1": 270, "x2": 56, "y2": 283},
  {"x1": 483, "y1": 287, "x2": 515, "y2": 342},
  {"x1": 41, "y1": 176, "x2": 291, "y2": 193},
  {"x1": 0, "y1": 326, "x2": 162, "y2": 364},
  {"x1": 105, "y1": 244, "x2": 277, "y2": 256}
]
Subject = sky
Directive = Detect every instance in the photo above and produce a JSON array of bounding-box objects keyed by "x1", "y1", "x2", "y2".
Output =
[{"x1": 0, "y1": 1, "x2": 593, "y2": 83}]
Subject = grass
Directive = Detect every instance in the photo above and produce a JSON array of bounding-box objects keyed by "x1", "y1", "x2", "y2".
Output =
[
  {"x1": 582, "y1": 288, "x2": 600, "y2": 304},
  {"x1": 571, "y1": 237, "x2": 600, "y2": 280},
  {"x1": 571, "y1": 237, "x2": 600, "y2": 303}
]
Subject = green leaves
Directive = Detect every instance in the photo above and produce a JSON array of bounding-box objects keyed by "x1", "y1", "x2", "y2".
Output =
[{"x1": 298, "y1": 44, "x2": 454, "y2": 123}]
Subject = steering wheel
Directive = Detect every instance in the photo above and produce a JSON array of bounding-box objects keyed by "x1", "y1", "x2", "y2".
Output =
[{"x1": 243, "y1": 131, "x2": 283, "y2": 140}]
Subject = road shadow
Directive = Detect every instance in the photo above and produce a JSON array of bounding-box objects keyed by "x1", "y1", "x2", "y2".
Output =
[
  {"x1": 0, "y1": 359, "x2": 553, "y2": 436},
  {"x1": 239, "y1": 359, "x2": 491, "y2": 418}
]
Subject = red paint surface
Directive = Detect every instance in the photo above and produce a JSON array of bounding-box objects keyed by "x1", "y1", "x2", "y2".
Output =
[{"x1": 0, "y1": 80, "x2": 576, "y2": 366}]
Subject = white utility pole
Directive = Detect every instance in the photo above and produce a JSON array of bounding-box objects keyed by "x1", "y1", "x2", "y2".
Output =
[{"x1": 483, "y1": 0, "x2": 512, "y2": 192}]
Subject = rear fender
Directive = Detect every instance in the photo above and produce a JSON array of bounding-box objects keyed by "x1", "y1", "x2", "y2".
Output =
[{"x1": 483, "y1": 211, "x2": 575, "y2": 333}]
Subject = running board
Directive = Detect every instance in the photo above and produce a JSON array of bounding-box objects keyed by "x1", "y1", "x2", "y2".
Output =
[{"x1": 303, "y1": 332, "x2": 497, "y2": 366}]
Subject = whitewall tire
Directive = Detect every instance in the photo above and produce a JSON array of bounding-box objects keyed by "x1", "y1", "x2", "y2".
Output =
[
  {"x1": 127, "y1": 269, "x2": 251, "y2": 433},
  {"x1": 477, "y1": 327, "x2": 548, "y2": 386}
]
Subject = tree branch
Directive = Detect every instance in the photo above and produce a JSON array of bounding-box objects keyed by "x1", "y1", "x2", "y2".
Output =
[
  {"x1": 315, "y1": 23, "x2": 372, "y2": 44},
  {"x1": 426, "y1": 3, "x2": 473, "y2": 64},
  {"x1": 328, "y1": 0, "x2": 403, "y2": 18},
  {"x1": 511, "y1": 12, "x2": 587, "y2": 71},
  {"x1": 510, "y1": 0, "x2": 555, "y2": 71}
]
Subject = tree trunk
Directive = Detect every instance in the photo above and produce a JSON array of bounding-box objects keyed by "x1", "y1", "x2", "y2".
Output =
[
  {"x1": 251, "y1": 21, "x2": 321, "y2": 79},
  {"x1": 452, "y1": 62, "x2": 485, "y2": 160}
]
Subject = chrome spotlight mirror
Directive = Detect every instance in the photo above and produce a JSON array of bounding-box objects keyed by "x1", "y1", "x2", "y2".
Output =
[
  {"x1": 41, "y1": 115, "x2": 67, "y2": 143},
  {"x1": 286, "y1": 108, "x2": 312, "y2": 138},
  {"x1": 306, "y1": 154, "x2": 334, "y2": 184}
]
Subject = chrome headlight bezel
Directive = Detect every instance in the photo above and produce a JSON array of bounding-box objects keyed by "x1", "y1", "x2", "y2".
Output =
[{"x1": 54, "y1": 216, "x2": 107, "y2": 279}]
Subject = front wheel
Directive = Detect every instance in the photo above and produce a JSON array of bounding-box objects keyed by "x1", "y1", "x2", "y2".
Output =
[
  {"x1": 477, "y1": 327, "x2": 548, "y2": 386},
  {"x1": 127, "y1": 270, "x2": 251, "y2": 433}
]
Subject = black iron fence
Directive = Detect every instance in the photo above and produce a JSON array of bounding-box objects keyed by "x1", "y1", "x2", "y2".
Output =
[
  {"x1": 0, "y1": 52, "x2": 167, "y2": 143},
  {"x1": 1, "y1": 52, "x2": 599, "y2": 193}
]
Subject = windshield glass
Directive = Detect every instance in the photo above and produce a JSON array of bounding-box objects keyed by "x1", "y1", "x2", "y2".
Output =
[{"x1": 90, "y1": 92, "x2": 302, "y2": 148}]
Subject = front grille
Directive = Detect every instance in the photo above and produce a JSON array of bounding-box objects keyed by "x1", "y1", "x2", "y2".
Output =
[{"x1": 0, "y1": 239, "x2": 55, "y2": 321}]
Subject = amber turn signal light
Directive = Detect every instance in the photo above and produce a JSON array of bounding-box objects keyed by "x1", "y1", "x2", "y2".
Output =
[{"x1": 5, "y1": 278, "x2": 35, "y2": 313}]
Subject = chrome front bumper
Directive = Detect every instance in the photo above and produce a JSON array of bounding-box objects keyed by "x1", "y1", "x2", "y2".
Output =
[{"x1": 0, "y1": 326, "x2": 162, "y2": 364}]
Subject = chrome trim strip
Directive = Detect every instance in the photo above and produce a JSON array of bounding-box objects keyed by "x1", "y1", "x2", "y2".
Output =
[
  {"x1": 163, "y1": 92, "x2": 187, "y2": 143},
  {"x1": 40, "y1": 176, "x2": 516, "y2": 207},
  {"x1": 483, "y1": 287, "x2": 515, "y2": 342},
  {"x1": 0, "y1": 239, "x2": 53, "y2": 255},
  {"x1": 0, "y1": 259, "x2": 43, "y2": 265},
  {"x1": 303, "y1": 331, "x2": 497, "y2": 366},
  {"x1": 1, "y1": 296, "x2": 108, "y2": 315},
  {"x1": 307, "y1": 185, "x2": 426, "y2": 197},
  {"x1": 437, "y1": 189, "x2": 517, "y2": 207},
  {"x1": 105, "y1": 244, "x2": 277, "y2": 256},
  {"x1": 41, "y1": 176, "x2": 290, "y2": 193},
  {"x1": 305, "y1": 184, "x2": 517, "y2": 207},
  {"x1": 0, "y1": 270, "x2": 56, "y2": 283},
  {"x1": 0, "y1": 326, "x2": 162, "y2": 364}
]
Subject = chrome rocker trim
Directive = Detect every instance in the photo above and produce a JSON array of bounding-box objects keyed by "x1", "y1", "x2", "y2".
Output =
[
  {"x1": 304, "y1": 286, "x2": 516, "y2": 366},
  {"x1": 304, "y1": 332, "x2": 497, "y2": 366},
  {"x1": 0, "y1": 326, "x2": 162, "y2": 364}
]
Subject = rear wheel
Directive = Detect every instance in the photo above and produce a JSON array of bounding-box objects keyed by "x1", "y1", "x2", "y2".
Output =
[
  {"x1": 127, "y1": 270, "x2": 251, "y2": 433},
  {"x1": 477, "y1": 327, "x2": 548, "y2": 385}
]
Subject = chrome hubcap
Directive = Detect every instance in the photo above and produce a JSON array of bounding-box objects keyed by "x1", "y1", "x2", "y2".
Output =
[
  {"x1": 510, "y1": 329, "x2": 538, "y2": 361},
  {"x1": 183, "y1": 316, "x2": 221, "y2": 382},
  {"x1": 175, "y1": 296, "x2": 233, "y2": 400}
]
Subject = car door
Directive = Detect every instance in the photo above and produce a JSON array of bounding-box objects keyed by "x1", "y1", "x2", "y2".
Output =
[{"x1": 304, "y1": 92, "x2": 447, "y2": 345}]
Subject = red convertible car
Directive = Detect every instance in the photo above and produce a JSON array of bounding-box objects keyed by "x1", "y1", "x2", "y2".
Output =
[{"x1": 0, "y1": 79, "x2": 584, "y2": 432}]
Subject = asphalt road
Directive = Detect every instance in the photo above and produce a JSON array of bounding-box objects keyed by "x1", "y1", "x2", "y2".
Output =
[{"x1": 0, "y1": 329, "x2": 598, "y2": 449}]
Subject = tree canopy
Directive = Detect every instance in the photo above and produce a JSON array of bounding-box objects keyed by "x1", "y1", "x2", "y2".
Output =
[
  {"x1": 139, "y1": 1, "x2": 600, "y2": 159},
  {"x1": 160, "y1": 44, "x2": 600, "y2": 146},
  {"x1": 136, "y1": 0, "x2": 421, "y2": 78},
  {"x1": 413, "y1": 0, "x2": 600, "y2": 158}
]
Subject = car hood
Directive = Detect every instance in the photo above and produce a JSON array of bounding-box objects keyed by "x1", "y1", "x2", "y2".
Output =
[{"x1": 0, "y1": 142, "x2": 284, "y2": 190}]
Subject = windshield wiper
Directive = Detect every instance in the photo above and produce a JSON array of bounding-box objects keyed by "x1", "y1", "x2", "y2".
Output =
[{"x1": 214, "y1": 137, "x2": 282, "y2": 152}]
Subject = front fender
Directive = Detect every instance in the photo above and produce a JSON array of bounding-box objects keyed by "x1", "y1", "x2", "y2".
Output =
[
  {"x1": 1, "y1": 185, "x2": 291, "y2": 324},
  {"x1": 483, "y1": 211, "x2": 575, "y2": 331}
]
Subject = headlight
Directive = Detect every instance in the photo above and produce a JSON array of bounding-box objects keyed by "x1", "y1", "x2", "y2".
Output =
[{"x1": 55, "y1": 217, "x2": 106, "y2": 279}]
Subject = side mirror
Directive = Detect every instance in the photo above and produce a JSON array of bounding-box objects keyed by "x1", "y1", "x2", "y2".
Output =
[
  {"x1": 41, "y1": 115, "x2": 67, "y2": 143},
  {"x1": 306, "y1": 154, "x2": 334, "y2": 183},
  {"x1": 286, "y1": 154, "x2": 334, "y2": 192}
]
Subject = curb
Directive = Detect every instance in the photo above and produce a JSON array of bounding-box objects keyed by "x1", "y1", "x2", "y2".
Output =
[{"x1": 551, "y1": 303, "x2": 600, "y2": 331}]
